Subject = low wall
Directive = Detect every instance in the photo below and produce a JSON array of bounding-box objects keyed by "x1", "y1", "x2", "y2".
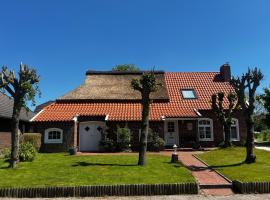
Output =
[
  {"x1": 0, "y1": 183, "x2": 198, "y2": 198},
  {"x1": 233, "y1": 181, "x2": 270, "y2": 193},
  {"x1": 0, "y1": 132, "x2": 11, "y2": 149}
]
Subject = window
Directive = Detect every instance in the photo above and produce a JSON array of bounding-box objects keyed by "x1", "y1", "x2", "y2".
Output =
[
  {"x1": 198, "y1": 119, "x2": 213, "y2": 141},
  {"x1": 45, "y1": 128, "x2": 63, "y2": 143},
  {"x1": 167, "y1": 121, "x2": 175, "y2": 132},
  {"x1": 230, "y1": 119, "x2": 240, "y2": 141},
  {"x1": 181, "y1": 89, "x2": 197, "y2": 99}
]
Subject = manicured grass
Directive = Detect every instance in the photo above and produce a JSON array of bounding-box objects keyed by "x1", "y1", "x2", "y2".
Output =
[
  {"x1": 0, "y1": 153, "x2": 194, "y2": 188},
  {"x1": 198, "y1": 147, "x2": 270, "y2": 182}
]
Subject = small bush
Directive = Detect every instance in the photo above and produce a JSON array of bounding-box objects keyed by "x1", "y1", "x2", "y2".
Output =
[
  {"x1": 116, "y1": 126, "x2": 132, "y2": 152},
  {"x1": 256, "y1": 129, "x2": 270, "y2": 142},
  {"x1": 147, "y1": 129, "x2": 165, "y2": 152},
  {"x1": 20, "y1": 133, "x2": 42, "y2": 151},
  {"x1": 100, "y1": 137, "x2": 116, "y2": 152},
  {"x1": 0, "y1": 148, "x2": 11, "y2": 159},
  {"x1": 19, "y1": 142, "x2": 37, "y2": 162}
]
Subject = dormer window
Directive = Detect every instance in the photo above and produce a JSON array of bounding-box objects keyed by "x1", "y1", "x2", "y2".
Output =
[{"x1": 181, "y1": 89, "x2": 197, "y2": 99}]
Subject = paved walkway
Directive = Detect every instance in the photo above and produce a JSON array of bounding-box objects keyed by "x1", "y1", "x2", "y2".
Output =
[
  {"x1": 177, "y1": 151, "x2": 234, "y2": 196},
  {"x1": 255, "y1": 146, "x2": 270, "y2": 151}
]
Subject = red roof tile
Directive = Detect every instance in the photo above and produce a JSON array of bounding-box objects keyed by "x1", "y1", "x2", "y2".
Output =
[{"x1": 33, "y1": 72, "x2": 233, "y2": 122}]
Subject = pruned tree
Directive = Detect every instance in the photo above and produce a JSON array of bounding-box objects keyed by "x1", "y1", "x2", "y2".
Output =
[
  {"x1": 0, "y1": 64, "x2": 40, "y2": 168},
  {"x1": 131, "y1": 71, "x2": 161, "y2": 166},
  {"x1": 112, "y1": 64, "x2": 140, "y2": 72},
  {"x1": 211, "y1": 92, "x2": 238, "y2": 147},
  {"x1": 231, "y1": 67, "x2": 263, "y2": 163}
]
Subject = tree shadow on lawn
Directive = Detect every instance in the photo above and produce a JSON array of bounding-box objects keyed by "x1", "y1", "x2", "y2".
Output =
[
  {"x1": 72, "y1": 161, "x2": 137, "y2": 167},
  {"x1": 187, "y1": 161, "x2": 245, "y2": 172}
]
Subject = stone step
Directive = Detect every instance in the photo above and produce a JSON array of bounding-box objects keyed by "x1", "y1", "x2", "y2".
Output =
[{"x1": 199, "y1": 183, "x2": 232, "y2": 189}]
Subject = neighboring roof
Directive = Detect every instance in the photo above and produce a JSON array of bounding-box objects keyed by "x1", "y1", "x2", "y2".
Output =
[
  {"x1": 59, "y1": 71, "x2": 169, "y2": 101},
  {"x1": 34, "y1": 100, "x2": 55, "y2": 113},
  {"x1": 0, "y1": 93, "x2": 35, "y2": 121},
  {"x1": 33, "y1": 72, "x2": 233, "y2": 122}
]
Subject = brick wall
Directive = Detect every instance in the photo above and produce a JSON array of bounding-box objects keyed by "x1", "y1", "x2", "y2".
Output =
[
  {"x1": 199, "y1": 110, "x2": 247, "y2": 147},
  {"x1": 33, "y1": 121, "x2": 75, "y2": 152},
  {"x1": 0, "y1": 132, "x2": 11, "y2": 149}
]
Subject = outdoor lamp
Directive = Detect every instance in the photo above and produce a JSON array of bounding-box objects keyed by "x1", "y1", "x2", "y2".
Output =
[
  {"x1": 171, "y1": 144, "x2": 179, "y2": 163},
  {"x1": 173, "y1": 144, "x2": 178, "y2": 155}
]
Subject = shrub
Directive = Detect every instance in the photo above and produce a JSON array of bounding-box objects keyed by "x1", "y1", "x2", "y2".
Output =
[
  {"x1": 0, "y1": 148, "x2": 11, "y2": 159},
  {"x1": 100, "y1": 137, "x2": 116, "y2": 152},
  {"x1": 20, "y1": 133, "x2": 42, "y2": 151},
  {"x1": 116, "y1": 125, "x2": 132, "y2": 152},
  {"x1": 19, "y1": 142, "x2": 37, "y2": 162},
  {"x1": 147, "y1": 129, "x2": 165, "y2": 152},
  {"x1": 261, "y1": 129, "x2": 270, "y2": 141}
]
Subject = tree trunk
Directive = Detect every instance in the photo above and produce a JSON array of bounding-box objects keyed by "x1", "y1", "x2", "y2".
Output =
[
  {"x1": 10, "y1": 99, "x2": 21, "y2": 168},
  {"x1": 245, "y1": 116, "x2": 256, "y2": 163},
  {"x1": 223, "y1": 123, "x2": 232, "y2": 148},
  {"x1": 138, "y1": 96, "x2": 150, "y2": 166}
]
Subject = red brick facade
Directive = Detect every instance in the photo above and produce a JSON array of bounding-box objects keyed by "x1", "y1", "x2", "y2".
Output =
[
  {"x1": 33, "y1": 112, "x2": 247, "y2": 152},
  {"x1": 0, "y1": 132, "x2": 11, "y2": 149}
]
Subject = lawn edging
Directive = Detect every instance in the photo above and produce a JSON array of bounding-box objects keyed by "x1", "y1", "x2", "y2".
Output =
[
  {"x1": 192, "y1": 154, "x2": 232, "y2": 183},
  {"x1": 0, "y1": 183, "x2": 199, "y2": 198},
  {"x1": 233, "y1": 180, "x2": 270, "y2": 193},
  {"x1": 195, "y1": 152, "x2": 270, "y2": 194}
]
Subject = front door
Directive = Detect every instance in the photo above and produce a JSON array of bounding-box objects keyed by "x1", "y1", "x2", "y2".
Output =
[
  {"x1": 79, "y1": 122, "x2": 104, "y2": 152},
  {"x1": 164, "y1": 120, "x2": 179, "y2": 146}
]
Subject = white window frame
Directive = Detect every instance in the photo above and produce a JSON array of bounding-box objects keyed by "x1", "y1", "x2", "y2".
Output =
[
  {"x1": 230, "y1": 118, "x2": 240, "y2": 141},
  {"x1": 44, "y1": 128, "x2": 63, "y2": 144},
  {"x1": 181, "y1": 89, "x2": 197, "y2": 99},
  {"x1": 198, "y1": 118, "x2": 214, "y2": 141}
]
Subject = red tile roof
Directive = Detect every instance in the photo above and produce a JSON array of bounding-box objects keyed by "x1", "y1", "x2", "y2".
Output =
[{"x1": 33, "y1": 72, "x2": 233, "y2": 122}]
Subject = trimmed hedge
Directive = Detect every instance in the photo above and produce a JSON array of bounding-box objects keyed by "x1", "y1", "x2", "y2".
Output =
[
  {"x1": 20, "y1": 133, "x2": 41, "y2": 151},
  {"x1": 0, "y1": 183, "x2": 198, "y2": 197}
]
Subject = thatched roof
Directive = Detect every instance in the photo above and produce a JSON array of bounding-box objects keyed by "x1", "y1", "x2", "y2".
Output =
[{"x1": 59, "y1": 71, "x2": 169, "y2": 101}]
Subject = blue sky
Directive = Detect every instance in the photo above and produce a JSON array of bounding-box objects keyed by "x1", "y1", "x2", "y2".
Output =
[{"x1": 0, "y1": 0, "x2": 270, "y2": 109}]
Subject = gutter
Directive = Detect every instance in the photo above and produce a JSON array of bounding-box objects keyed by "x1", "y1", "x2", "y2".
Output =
[{"x1": 30, "y1": 109, "x2": 44, "y2": 122}]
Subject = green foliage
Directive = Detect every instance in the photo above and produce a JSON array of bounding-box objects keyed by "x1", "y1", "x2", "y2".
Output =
[
  {"x1": 112, "y1": 64, "x2": 140, "y2": 72},
  {"x1": 260, "y1": 88, "x2": 270, "y2": 127},
  {"x1": 147, "y1": 129, "x2": 165, "y2": 152},
  {"x1": 0, "y1": 148, "x2": 11, "y2": 159},
  {"x1": 131, "y1": 71, "x2": 162, "y2": 96},
  {"x1": 254, "y1": 114, "x2": 268, "y2": 132},
  {"x1": 99, "y1": 137, "x2": 115, "y2": 152},
  {"x1": 20, "y1": 133, "x2": 42, "y2": 151},
  {"x1": 0, "y1": 64, "x2": 41, "y2": 108},
  {"x1": 116, "y1": 126, "x2": 132, "y2": 152},
  {"x1": 0, "y1": 64, "x2": 40, "y2": 168},
  {"x1": 256, "y1": 129, "x2": 270, "y2": 142},
  {"x1": 19, "y1": 142, "x2": 37, "y2": 162}
]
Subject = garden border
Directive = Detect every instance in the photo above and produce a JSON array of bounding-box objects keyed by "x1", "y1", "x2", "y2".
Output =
[
  {"x1": 233, "y1": 181, "x2": 270, "y2": 194},
  {"x1": 193, "y1": 155, "x2": 270, "y2": 194},
  {"x1": 0, "y1": 183, "x2": 198, "y2": 198}
]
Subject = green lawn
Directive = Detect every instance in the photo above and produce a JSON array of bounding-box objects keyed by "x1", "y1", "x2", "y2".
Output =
[
  {"x1": 0, "y1": 153, "x2": 194, "y2": 188},
  {"x1": 198, "y1": 147, "x2": 270, "y2": 182}
]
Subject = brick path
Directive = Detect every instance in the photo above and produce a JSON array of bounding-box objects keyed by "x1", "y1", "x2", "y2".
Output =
[{"x1": 177, "y1": 151, "x2": 234, "y2": 196}]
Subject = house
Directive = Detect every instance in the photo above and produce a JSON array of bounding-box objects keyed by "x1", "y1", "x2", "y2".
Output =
[
  {"x1": 32, "y1": 64, "x2": 246, "y2": 152},
  {"x1": 0, "y1": 93, "x2": 35, "y2": 149}
]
